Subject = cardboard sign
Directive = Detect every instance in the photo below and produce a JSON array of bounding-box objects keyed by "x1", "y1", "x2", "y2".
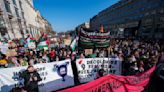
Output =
[
  {"x1": 6, "y1": 49, "x2": 17, "y2": 57},
  {"x1": 64, "y1": 39, "x2": 71, "y2": 46},
  {"x1": 85, "y1": 49, "x2": 93, "y2": 55}
]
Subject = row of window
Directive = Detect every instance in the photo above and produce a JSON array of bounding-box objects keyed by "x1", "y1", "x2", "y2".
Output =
[
  {"x1": 4, "y1": 0, "x2": 24, "y2": 19},
  {"x1": 97, "y1": 0, "x2": 161, "y2": 21},
  {"x1": 91, "y1": 0, "x2": 163, "y2": 27}
]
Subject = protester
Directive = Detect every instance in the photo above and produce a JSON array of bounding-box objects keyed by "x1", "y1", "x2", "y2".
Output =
[
  {"x1": 138, "y1": 60, "x2": 145, "y2": 73},
  {"x1": 1, "y1": 38, "x2": 163, "y2": 75},
  {"x1": 0, "y1": 36, "x2": 164, "y2": 91},
  {"x1": 8, "y1": 57, "x2": 20, "y2": 67},
  {"x1": 18, "y1": 56, "x2": 28, "y2": 66},
  {"x1": 147, "y1": 61, "x2": 164, "y2": 92},
  {"x1": 0, "y1": 54, "x2": 8, "y2": 68},
  {"x1": 126, "y1": 62, "x2": 139, "y2": 75},
  {"x1": 96, "y1": 69, "x2": 106, "y2": 79},
  {"x1": 20, "y1": 65, "x2": 42, "y2": 92},
  {"x1": 49, "y1": 49, "x2": 56, "y2": 62},
  {"x1": 79, "y1": 53, "x2": 85, "y2": 58},
  {"x1": 42, "y1": 52, "x2": 50, "y2": 63}
]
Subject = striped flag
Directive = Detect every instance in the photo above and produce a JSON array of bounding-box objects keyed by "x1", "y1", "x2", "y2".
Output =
[
  {"x1": 37, "y1": 41, "x2": 49, "y2": 50},
  {"x1": 37, "y1": 33, "x2": 50, "y2": 50},
  {"x1": 70, "y1": 37, "x2": 78, "y2": 51}
]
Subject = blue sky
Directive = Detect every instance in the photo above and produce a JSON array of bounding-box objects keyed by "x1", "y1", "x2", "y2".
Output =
[{"x1": 33, "y1": 0, "x2": 119, "y2": 32}]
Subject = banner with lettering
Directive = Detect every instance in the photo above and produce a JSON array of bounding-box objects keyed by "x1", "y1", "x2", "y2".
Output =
[
  {"x1": 60, "y1": 66, "x2": 155, "y2": 92},
  {"x1": 76, "y1": 58, "x2": 121, "y2": 83},
  {"x1": 79, "y1": 28, "x2": 110, "y2": 48},
  {"x1": 0, "y1": 59, "x2": 74, "y2": 92}
]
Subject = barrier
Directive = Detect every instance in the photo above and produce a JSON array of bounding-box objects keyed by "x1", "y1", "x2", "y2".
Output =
[
  {"x1": 76, "y1": 58, "x2": 122, "y2": 83},
  {"x1": 0, "y1": 59, "x2": 74, "y2": 92}
]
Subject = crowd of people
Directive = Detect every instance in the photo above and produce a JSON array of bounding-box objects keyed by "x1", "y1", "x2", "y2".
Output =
[
  {"x1": 108, "y1": 39, "x2": 164, "y2": 76},
  {"x1": 0, "y1": 38, "x2": 164, "y2": 76},
  {"x1": 0, "y1": 37, "x2": 164, "y2": 92}
]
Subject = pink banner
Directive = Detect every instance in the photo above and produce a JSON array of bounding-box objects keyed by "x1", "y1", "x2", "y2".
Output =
[{"x1": 60, "y1": 66, "x2": 155, "y2": 92}]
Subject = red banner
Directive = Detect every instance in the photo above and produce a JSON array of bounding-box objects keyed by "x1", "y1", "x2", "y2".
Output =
[{"x1": 60, "y1": 66, "x2": 155, "y2": 92}]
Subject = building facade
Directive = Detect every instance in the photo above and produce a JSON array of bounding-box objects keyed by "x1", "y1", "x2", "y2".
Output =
[
  {"x1": 90, "y1": 0, "x2": 164, "y2": 39},
  {"x1": 0, "y1": 0, "x2": 53, "y2": 40}
]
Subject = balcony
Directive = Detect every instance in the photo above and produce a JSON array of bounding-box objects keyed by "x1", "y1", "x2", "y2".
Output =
[{"x1": 8, "y1": 12, "x2": 13, "y2": 19}]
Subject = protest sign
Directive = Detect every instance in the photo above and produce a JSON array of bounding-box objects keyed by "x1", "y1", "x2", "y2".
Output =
[
  {"x1": 64, "y1": 39, "x2": 71, "y2": 46},
  {"x1": 0, "y1": 59, "x2": 74, "y2": 92},
  {"x1": 28, "y1": 42, "x2": 36, "y2": 49},
  {"x1": 6, "y1": 49, "x2": 17, "y2": 57},
  {"x1": 80, "y1": 29, "x2": 110, "y2": 37},
  {"x1": 60, "y1": 66, "x2": 155, "y2": 92},
  {"x1": 0, "y1": 44, "x2": 8, "y2": 54},
  {"x1": 76, "y1": 58, "x2": 121, "y2": 83},
  {"x1": 85, "y1": 49, "x2": 93, "y2": 56},
  {"x1": 79, "y1": 28, "x2": 110, "y2": 48}
]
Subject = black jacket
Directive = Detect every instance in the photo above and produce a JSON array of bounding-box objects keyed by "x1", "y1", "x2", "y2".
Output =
[
  {"x1": 20, "y1": 70, "x2": 42, "y2": 92},
  {"x1": 147, "y1": 62, "x2": 164, "y2": 92}
]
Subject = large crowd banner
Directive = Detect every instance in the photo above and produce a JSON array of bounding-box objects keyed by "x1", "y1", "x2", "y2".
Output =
[
  {"x1": 76, "y1": 58, "x2": 121, "y2": 83},
  {"x1": 60, "y1": 66, "x2": 155, "y2": 92},
  {"x1": 0, "y1": 59, "x2": 74, "y2": 92},
  {"x1": 79, "y1": 28, "x2": 110, "y2": 48}
]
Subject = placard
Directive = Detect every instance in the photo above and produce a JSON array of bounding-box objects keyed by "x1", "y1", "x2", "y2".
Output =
[
  {"x1": 0, "y1": 59, "x2": 74, "y2": 92},
  {"x1": 76, "y1": 58, "x2": 121, "y2": 83},
  {"x1": 64, "y1": 39, "x2": 71, "y2": 46},
  {"x1": 6, "y1": 49, "x2": 17, "y2": 57},
  {"x1": 0, "y1": 44, "x2": 8, "y2": 54},
  {"x1": 85, "y1": 49, "x2": 93, "y2": 55},
  {"x1": 79, "y1": 28, "x2": 110, "y2": 48}
]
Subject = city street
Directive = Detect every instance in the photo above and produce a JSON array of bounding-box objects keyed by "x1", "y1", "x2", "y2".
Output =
[{"x1": 0, "y1": 0, "x2": 164, "y2": 92}]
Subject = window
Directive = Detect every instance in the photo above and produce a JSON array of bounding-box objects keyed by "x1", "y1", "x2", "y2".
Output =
[
  {"x1": 4, "y1": 0, "x2": 11, "y2": 13},
  {"x1": 12, "y1": 0, "x2": 16, "y2": 5},
  {"x1": 15, "y1": 8, "x2": 19, "y2": 17},
  {"x1": 22, "y1": 12, "x2": 25, "y2": 19},
  {"x1": 19, "y1": 1, "x2": 23, "y2": 10},
  {"x1": 0, "y1": 16, "x2": 5, "y2": 28}
]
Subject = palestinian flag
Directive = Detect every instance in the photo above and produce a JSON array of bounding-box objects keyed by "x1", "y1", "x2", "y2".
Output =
[
  {"x1": 37, "y1": 33, "x2": 50, "y2": 50},
  {"x1": 37, "y1": 40, "x2": 49, "y2": 50},
  {"x1": 70, "y1": 37, "x2": 78, "y2": 51}
]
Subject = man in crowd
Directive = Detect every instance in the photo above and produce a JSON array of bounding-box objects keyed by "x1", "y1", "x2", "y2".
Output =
[
  {"x1": 147, "y1": 60, "x2": 164, "y2": 92},
  {"x1": 20, "y1": 65, "x2": 42, "y2": 92}
]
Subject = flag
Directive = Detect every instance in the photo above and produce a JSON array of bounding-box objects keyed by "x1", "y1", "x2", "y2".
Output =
[
  {"x1": 37, "y1": 40, "x2": 49, "y2": 50},
  {"x1": 28, "y1": 38, "x2": 36, "y2": 49},
  {"x1": 37, "y1": 33, "x2": 49, "y2": 50},
  {"x1": 60, "y1": 66, "x2": 156, "y2": 92},
  {"x1": 70, "y1": 37, "x2": 78, "y2": 51}
]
